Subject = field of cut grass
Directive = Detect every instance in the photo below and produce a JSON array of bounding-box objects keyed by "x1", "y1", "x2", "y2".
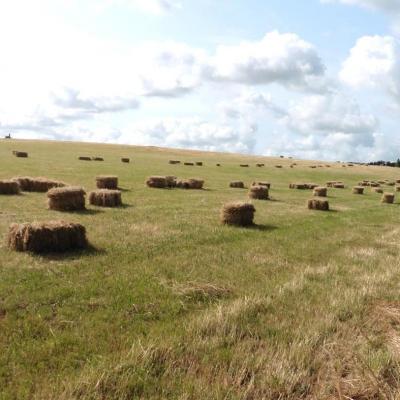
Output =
[{"x1": 2, "y1": 139, "x2": 400, "y2": 399}]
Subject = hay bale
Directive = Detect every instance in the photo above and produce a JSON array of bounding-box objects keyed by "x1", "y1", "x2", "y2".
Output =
[
  {"x1": 89, "y1": 189, "x2": 122, "y2": 207},
  {"x1": 313, "y1": 187, "x2": 327, "y2": 197},
  {"x1": 256, "y1": 163, "x2": 265, "y2": 167},
  {"x1": 12, "y1": 177, "x2": 66, "y2": 192},
  {"x1": 358, "y1": 181, "x2": 369, "y2": 187},
  {"x1": 14, "y1": 151, "x2": 28, "y2": 158},
  {"x1": 249, "y1": 185, "x2": 269, "y2": 200},
  {"x1": 309, "y1": 166, "x2": 317, "y2": 169},
  {"x1": 79, "y1": 156, "x2": 91, "y2": 161},
  {"x1": 176, "y1": 179, "x2": 190, "y2": 189},
  {"x1": 221, "y1": 202, "x2": 255, "y2": 226},
  {"x1": 121, "y1": 158, "x2": 130, "y2": 163},
  {"x1": 240, "y1": 164, "x2": 249, "y2": 168},
  {"x1": 216, "y1": 163, "x2": 221, "y2": 167},
  {"x1": 370, "y1": 182, "x2": 380, "y2": 187},
  {"x1": 386, "y1": 181, "x2": 395, "y2": 186},
  {"x1": 252, "y1": 181, "x2": 271, "y2": 189},
  {"x1": 396, "y1": 186, "x2": 400, "y2": 192},
  {"x1": 289, "y1": 183, "x2": 307, "y2": 190},
  {"x1": 275, "y1": 165, "x2": 283, "y2": 168},
  {"x1": 146, "y1": 176, "x2": 167, "y2": 188},
  {"x1": 7, "y1": 221, "x2": 87, "y2": 253},
  {"x1": 333, "y1": 183, "x2": 345, "y2": 189},
  {"x1": 169, "y1": 160, "x2": 181, "y2": 164},
  {"x1": 188, "y1": 178, "x2": 204, "y2": 189},
  {"x1": 230, "y1": 181, "x2": 245, "y2": 188},
  {"x1": 195, "y1": 162, "x2": 203, "y2": 166},
  {"x1": 304, "y1": 183, "x2": 319, "y2": 189},
  {"x1": 95, "y1": 176, "x2": 118, "y2": 190},
  {"x1": 381, "y1": 193, "x2": 395, "y2": 204},
  {"x1": 352, "y1": 186, "x2": 364, "y2": 195},
  {"x1": 0, "y1": 180, "x2": 20, "y2": 195},
  {"x1": 396, "y1": 179, "x2": 400, "y2": 184},
  {"x1": 184, "y1": 162, "x2": 194, "y2": 166},
  {"x1": 165, "y1": 176, "x2": 177, "y2": 188},
  {"x1": 372, "y1": 187, "x2": 383, "y2": 194},
  {"x1": 92, "y1": 157, "x2": 104, "y2": 161},
  {"x1": 47, "y1": 187, "x2": 86, "y2": 211},
  {"x1": 308, "y1": 199, "x2": 329, "y2": 211}
]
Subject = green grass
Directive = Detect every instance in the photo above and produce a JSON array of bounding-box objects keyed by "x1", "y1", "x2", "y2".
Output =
[{"x1": 1, "y1": 139, "x2": 400, "y2": 399}]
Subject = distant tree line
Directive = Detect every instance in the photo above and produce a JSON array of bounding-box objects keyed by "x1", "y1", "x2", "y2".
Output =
[{"x1": 366, "y1": 159, "x2": 400, "y2": 168}]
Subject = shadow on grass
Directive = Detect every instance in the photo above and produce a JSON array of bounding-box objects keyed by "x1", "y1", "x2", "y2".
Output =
[
  {"x1": 73, "y1": 209, "x2": 105, "y2": 215},
  {"x1": 117, "y1": 187, "x2": 131, "y2": 192},
  {"x1": 247, "y1": 224, "x2": 278, "y2": 232},
  {"x1": 35, "y1": 244, "x2": 106, "y2": 261}
]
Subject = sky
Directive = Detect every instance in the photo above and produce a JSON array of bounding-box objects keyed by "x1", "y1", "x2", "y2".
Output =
[{"x1": 1, "y1": 0, "x2": 400, "y2": 161}]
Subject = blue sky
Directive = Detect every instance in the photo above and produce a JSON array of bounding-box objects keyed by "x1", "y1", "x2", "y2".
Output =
[{"x1": 1, "y1": 0, "x2": 400, "y2": 161}]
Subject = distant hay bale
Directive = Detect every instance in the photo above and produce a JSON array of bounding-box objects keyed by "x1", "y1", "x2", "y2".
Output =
[
  {"x1": 146, "y1": 176, "x2": 167, "y2": 188},
  {"x1": 92, "y1": 157, "x2": 104, "y2": 161},
  {"x1": 358, "y1": 181, "x2": 369, "y2": 187},
  {"x1": 188, "y1": 178, "x2": 204, "y2": 189},
  {"x1": 381, "y1": 193, "x2": 395, "y2": 204},
  {"x1": 12, "y1": 176, "x2": 66, "y2": 192},
  {"x1": 333, "y1": 183, "x2": 345, "y2": 189},
  {"x1": 176, "y1": 179, "x2": 190, "y2": 189},
  {"x1": 352, "y1": 186, "x2": 364, "y2": 195},
  {"x1": 252, "y1": 181, "x2": 270, "y2": 188},
  {"x1": 275, "y1": 165, "x2": 283, "y2": 168},
  {"x1": 396, "y1": 186, "x2": 400, "y2": 192},
  {"x1": 14, "y1": 151, "x2": 28, "y2": 158},
  {"x1": 304, "y1": 183, "x2": 319, "y2": 189},
  {"x1": 7, "y1": 220, "x2": 87, "y2": 253},
  {"x1": 78, "y1": 156, "x2": 91, "y2": 161},
  {"x1": 221, "y1": 202, "x2": 255, "y2": 226},
  {"x1": 386, "y1": 181, "x2": 395, "y2": 186},
  {"x1": 256, "y1": 163, "x2": 265, "y2": 167},
  {"x1": 184, "y1": 162, "x2": 194, "y2": 166},
  {"x1": 289, "y1": 183, "x2": 307, "y2": 190},
  {"x1": 249, "y1": 185, "x2": 269, "y2": 200},
  {"x1": 47, "y1": 187, "x2": 86, "y2": 211},
  {"x1": 0, "y1": 180, "x2": 20, "y2": 195},
  {"x1": 169, "y1": 160, "x2": 181, "y2": 164},
  {"x1": 313, "y1": 187, "x2": 327, "y2": 197},
  {"x1": 96, "y1": 175, "x2": 118, "y2": 190},
  {"x1": 396, "y1": 179, "x2": 400, "y2": 184},
  {"x1": 216, "y1": 163, "x2": 221, "y2": 167},
  {"x1": 370, "y1": 182, "x2": 380, "y2": 187},
  {"x1": 240, "y1": 164, "x2": 249, "y2": 168},
  {"x1": 89, "y1": 189, "x2": 122, "y2": 207},
  {"x1": 195, "y1": 162, "x2": 203, "y2": 166},
  {"x1": 121, "y1": 158, "x2": 130, "y2": 163},
  {"x1": 308, "y1": 199, "x2": 329, "y2": 211},
  {"x1": 378, "y1": 180, "x2": 386, "y2": 185},
  {"x1": 165, "y1": 176, "x2": 177, "y2": 188},
  {"x1": 309, "y1": 165, "x2": 317, "y2": 169},
  {"x1": 230, "y1": 181, "x2": 245, "y2": 188},
  {"x1": 372, "y1": 187, "x2": 383, "y2": 194}
]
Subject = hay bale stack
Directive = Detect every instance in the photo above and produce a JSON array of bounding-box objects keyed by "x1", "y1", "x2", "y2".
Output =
[
  {"x1": 169, "y1": 160, "x2": 181, "y2": 165},
  {"x1": 184, "y1": 162, "x2": 194, "y2": 166},
  {"x1": 308, "y1": 199, "x2": 329, "y2": 211},
  {"x1": 7, "y1": 221, "x2": 87, "y2": 253},
  {"x1": 89, "y1": 189, "x2": 122, "y2": 207},
  {"x1": 313, "y1": 187, "x2": 327, "y2": 197},
  {"x1": 146, "y1": 176, "x2": 167, "y2": 188},
  {"x1": 249, "y1": 185, "x2": 269, "y2": 200},
  {"x1": 78, "y1": 156, "x2": 91, "y2": 161},
  {"x1": 121, "y1": 158, "x2": 130, "y2": 163},
  {"x1": 96, "y1": 176, "x2": 118, "y2": 190},
  {"x1": 14, "y1": 151, "x2": 28, "y2": 158},
  {"x1": 240, "y1": 164, "x2": 249, "y2": 168},
  {"x1": 12, "y1": 177, "x2": 66, "y2": 192},
  {"x1": 230, "y1": 181, "x2": 245, "y2": 189},
  {"x1": 165, "y1": 176, "x2": 177, "y2": 188},
  {"x1": 381, "y1": 193, "x2": 395, "y2": 204},
  {"x1": 252, "y1": 181, "x2": 271, "y2": 188},
  {"x1": 92, "y1": 157, "x2": 104, "y2": 161},
  {"x1": 47, "y1": 187, "x2": 86, "y2": 211},
  {"x1": 221, "y1": 202, "x2": 255, "y2": 226},
  {"x1": 352, "y1": 186, "x2": 364, "y2": 195},
  {"x1": 372, "y1": 187, "x2": 383, "y2": 194},
  {"x1": 0, "y1": 180, "x2": 20, "y2": 195},
  {"x1": 195, "y1": 162, "x2": 203, "y2": 166}
]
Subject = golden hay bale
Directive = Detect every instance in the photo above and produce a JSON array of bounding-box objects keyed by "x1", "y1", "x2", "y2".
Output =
[
  {"x1": 308, "y1": 199, "x2": 329, "y2": 211},
  {"x1": 146, "y1": 176, "x2": 167, "y2": 188},
  {"x1": 121, "y1": 158, "x2": 130, "y2": 163},
  {"x1": 165, "y1": 176, "x2": 177, "y2": 188},
  {"x1": 370, "y1": 182, "x2": 380, "y2": 187},
  {"x1": 326, "y1": 181, "x2": 336, "y2": 187},
  {"x1": 221, "y1": 202, "x2": 255, "y2": 226},
  {"x1": 176, "y1": 179, "x2": 190, "y2": 189},
  {"x1": 358, "y1": 181, "x2": 369, "y2": 186},
  {"x1": 240, "y1": 164, "x2": 249, "y2": 168},
  {"x1": 78, "y1": 156, "x2": 91, "y2": 161},
  {"x1": 184, "y1": 162, "x2": 194, "y2": 166},
  {"x1": 7, "y1": 221, "x2": 87, "y2": 253},
  {"x1": 47, "y1": 187, "x2": 86, "y2": 211},
  {"x1": 333, "y1": 183, "x2": 345, "y2": 189},
  {"x1": 230, "y1": 181, "x2": 245, "y2": 188},
  {"x1": 252, "y1": 181, "x2": 271, "y2": 188},
  {"x1": 169, "y1": 160, "x2": 181, "y2": 164},
  {"x1": 89, "y1": 189, "x2": 122, "y2": 207},
  {"x1": 256, "y1": 163, "x2": 265, "y2": 167},
  {"x1": 95, "y1": 175, "x2": 118, "y2": 190},
  {"x1": 188, "y1": 178, "x2": 204, "y2": 189},
  {"x1": 12, "y1": 176, "x2": 66, "y2": 192},
  {"x1": 275, "y1": 165, "x2": 283, "y2": 168},
  {"x1": 249, "y1": 185, "x2": 269, "y2": 200},
  {"x1": 381, "y1": 193, "x2": 395, "y2": 204},
  {"x1": 372, "y1": 187, "x2": 383, "y2": 194},
  {"x1": 195, "y1": 162, "x2": 203, "y2": 166},
  {"x1": 313, "y1": 187, "x2": 327, "y2": 197},
  {"x1": 14, "y1": 151, "x2": 28, "y2": 158},
  {"x1": 304, "y1": 183, "x2": 319, "y2": 189},
  {"x1": 92, "y1": 157, "x2": 104, "y2": 161},
  {"x1": 289, "y1": 183, "x2": 307, "y2": 189},
  {"x1": 0, "y1": 180, "x2": 20, "y2": 195},
  {"x1": 352, "y1": 186, "x2": 364, "y2": 195}
]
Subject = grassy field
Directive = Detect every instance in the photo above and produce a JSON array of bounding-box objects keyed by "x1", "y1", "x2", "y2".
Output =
[{"x1": 1, "y1": 139, "x2": 400, "y2": 399}]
